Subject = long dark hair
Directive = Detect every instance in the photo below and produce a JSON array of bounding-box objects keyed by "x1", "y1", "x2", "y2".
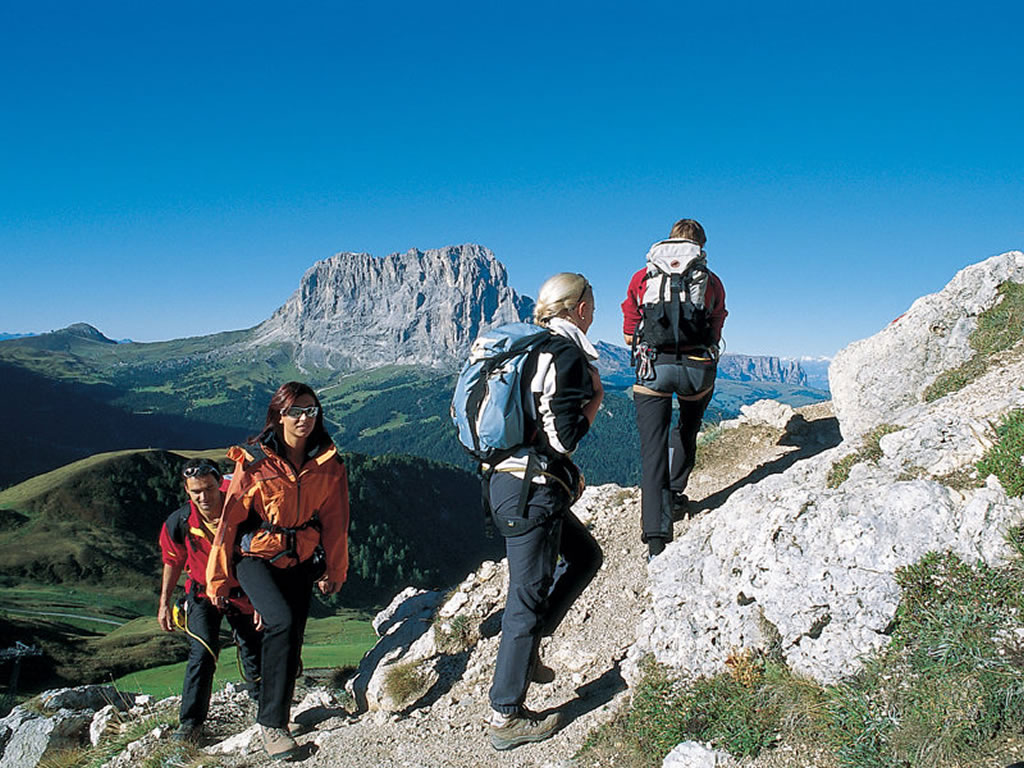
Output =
[{"x1": 253, "y1": 381, "x2": 330, "y2": 448}]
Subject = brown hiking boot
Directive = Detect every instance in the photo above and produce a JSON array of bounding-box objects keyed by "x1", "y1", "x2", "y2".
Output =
[
  {"x1": 488, "y1": 709, "x2": 562, "y2": 751},
  {"x1": 261, "y1": 725, "x2": 300, "y2": 760}
]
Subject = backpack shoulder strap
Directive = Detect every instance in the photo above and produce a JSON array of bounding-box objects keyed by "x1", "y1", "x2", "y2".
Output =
[{"x1": 166, "y1": 504, "x2": 191, "y2": 548}]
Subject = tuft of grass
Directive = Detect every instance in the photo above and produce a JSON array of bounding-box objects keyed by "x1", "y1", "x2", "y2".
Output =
[
  {"x1": 383, "y1": 661, "x2": 428, "y2": 706},
  {"x1": 579, "y1": 654, "x2": 821, "y2": 766},
  {"x1": 433, "y1": 613, "x2": 475, "y2": 654},
  {"x1": 976, "y1": 408, "x2": 1024, "y2": 496},
  {"x1": 924, "y1": 280, "x2": 1024, "y2": 402},
  {"x1": 826, "y1": 424, "x2": 903, "y2": 488}
]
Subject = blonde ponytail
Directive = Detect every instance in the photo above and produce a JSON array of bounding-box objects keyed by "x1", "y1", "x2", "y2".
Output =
[{"x1": 533, "y1": 272, "x2": 592, "y2": 327}]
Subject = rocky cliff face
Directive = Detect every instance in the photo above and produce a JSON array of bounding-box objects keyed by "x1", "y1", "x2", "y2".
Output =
[
  {"x1": 247, "y1": 244, "x2": 534, "y2": 372},
  {"x1": 829, "y1": 250, "x2": 1024, "y2": 439},
  {"x1": 716, "y1": 353, "x2": 806, "y2": 385}
]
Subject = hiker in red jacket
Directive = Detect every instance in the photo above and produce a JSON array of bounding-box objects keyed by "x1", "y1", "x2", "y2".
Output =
[
  {"x1": 158, "y1": 458, "x2": 261, "y2": 743},
  {"x1": 621, "y1": 218, "x2": 728, "y2": 559}
]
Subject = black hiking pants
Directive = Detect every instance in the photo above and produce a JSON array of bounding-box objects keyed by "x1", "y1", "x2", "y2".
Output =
[
  {"x1": 635, "y1": 381, "x2": 714, "y2": 543},
  {"x1": 487, "y1": 471, "x2": 603, "y2": 714},
  {"x1": 179, "y1": 593, "x2": 262, "y2": 729},
  {"x1": 235, "y1": 556, "x2": 316, "y2": 729}
]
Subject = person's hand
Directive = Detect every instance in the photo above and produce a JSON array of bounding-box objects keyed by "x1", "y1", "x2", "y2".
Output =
[
  {"x1": 253, "y1": 611, "x2": 264, "y2": 631},
  {"x1": 213, "y1": 595, "x2": 229, "y2": 611},
  {"x1": 318, "y1": 579, "x2": 342, "y2": 595},
  {"x1": 158, "y1": 602, "x2": 174, "y2": 632}
]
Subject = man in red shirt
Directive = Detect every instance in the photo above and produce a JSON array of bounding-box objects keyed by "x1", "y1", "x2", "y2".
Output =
[
  {"x1": 621, "y1": 218, "x2": 728, "y2": 559},
  {"x1": 158, "y1": 458, "x2": 261, "y2": 742}
]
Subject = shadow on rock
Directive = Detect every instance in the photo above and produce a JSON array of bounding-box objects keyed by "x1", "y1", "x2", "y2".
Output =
[
  {"x1": 404, "y1": 649, "x2": 472, "y2": 714},
  {"x1": 699, "y1": 415, "x2": 841, "y2": 513},
  {"x1": 558, "y1": 660, "x2": 627, "y2": 726}
]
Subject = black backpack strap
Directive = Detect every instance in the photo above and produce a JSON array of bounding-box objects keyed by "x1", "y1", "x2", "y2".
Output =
[
  {"x1": 514, "y1": 453, "x2": 539, "y2": 520},
  {"x1": 241, "y1": 443, "x2": 269, "y2": 471},
  {"x1": 260, "y1": 513, "x2": 322, "y2": 565},
  {"x1": 166, "y1": 504, "x2": 191, "y2": 548}
]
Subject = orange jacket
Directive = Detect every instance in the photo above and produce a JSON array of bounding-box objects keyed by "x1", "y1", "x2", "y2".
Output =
[{"x1": 206, "y1": 433, "x2": 350, "y2": 599}]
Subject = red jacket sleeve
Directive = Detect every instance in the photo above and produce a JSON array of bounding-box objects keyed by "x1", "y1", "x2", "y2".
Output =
[
  {"x1": 159, "y1": 522, "x2": 186, "y2": 569},
  {"x1": 707, "y1": 271, "x2": 728, "y2": 344},
  {"x1": 620, "y1": 267, "x2": 647, "y2": 336}
]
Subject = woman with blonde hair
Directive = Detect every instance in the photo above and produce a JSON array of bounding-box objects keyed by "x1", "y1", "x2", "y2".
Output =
[{"x1": 481, "y1": 272, "x2": 604, "y2": 751}]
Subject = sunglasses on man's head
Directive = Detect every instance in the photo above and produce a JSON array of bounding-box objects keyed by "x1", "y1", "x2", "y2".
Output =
[
  {"x1": 182, "y1": 461, "x2": 222, "y2": 479},
  {"x1": 283, "y1": 405, "x2": 320, "y2": 420}
]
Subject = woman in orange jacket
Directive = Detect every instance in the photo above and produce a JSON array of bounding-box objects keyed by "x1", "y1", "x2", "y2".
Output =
[{"x1": 207, "y1": 381, "x2": 349, "y2": 760}]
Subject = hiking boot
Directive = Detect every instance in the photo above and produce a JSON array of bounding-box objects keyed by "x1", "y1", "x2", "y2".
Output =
[
  {"x1": 170, "y1": 722, "x2": 201, "y2": 743},
  {"x1": 288, "y1": 719, "x2": 312, "y2": 737},
  {"x1": 531, "y1": 660, "x2": 556, "y2": 684},
  {"x1": 261, "y1": 725, "x2": 300, "y2": 760},
  {"x1": 671, "y1": 492, "x2": 690, "y2": 520},
  {"x1": 488, "y1": 709, "x2": 562, "y2": 751},
  {"x1": 647, "y1": 536, "x2": 667, "y2": 559}
]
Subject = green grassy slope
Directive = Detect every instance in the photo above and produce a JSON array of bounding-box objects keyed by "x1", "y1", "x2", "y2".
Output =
[{"x1": 0, "y1": 446, "x2": 498, "y2": 695}]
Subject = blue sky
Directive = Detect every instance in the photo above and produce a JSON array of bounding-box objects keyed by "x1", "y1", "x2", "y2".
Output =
[{"x1": 1, "y1": 1, "x2": 1021, "y2": 358}]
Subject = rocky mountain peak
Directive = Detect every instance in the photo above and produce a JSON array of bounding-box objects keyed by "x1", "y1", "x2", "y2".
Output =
[
  {"x1": 248, "y1": 244, "x2": 534, "y2": 372},
  {"x1": 59, "y1": 323, "x2": 115, "y2": 344}
]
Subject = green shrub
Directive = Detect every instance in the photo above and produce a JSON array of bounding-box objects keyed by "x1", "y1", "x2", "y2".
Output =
[
  {"x1": 924, "y1": 280, "x2": 1024, "y2": 402},
  {"x1": 826, "y1": 424, "x2": 902, "y2": 488},
  {"x1": 977, "y1": 409, "x2": 1024, "y2": 496}
]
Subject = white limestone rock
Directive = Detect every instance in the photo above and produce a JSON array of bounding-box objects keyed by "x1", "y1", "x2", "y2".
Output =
[
  {"x1": 89, "y1": 704, "x2": 117, "y2": 747},
  {"x1": 0, "y1": 706, "x2": 92, "y2": 768},
  {"x1": 663, "y1": 741, "x2": 738, "y2": 767},
  {"x1": 830, "y1": 250, "x2": 1024, "y2": 439}
]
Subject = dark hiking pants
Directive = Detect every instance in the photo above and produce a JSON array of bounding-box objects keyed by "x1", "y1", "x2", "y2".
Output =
[
  {"x1": 487, "y1": 471, "x2": 603, "y2": 714},
  {"x1": 179, "y1": 593, "x2": 262, "y2": 728},
  {"x1": 635, "y1": 382, "x2": 714, "y2": 543},
  {"x1": 236, "y1": 556, "x2": 316, "y2": 728}
]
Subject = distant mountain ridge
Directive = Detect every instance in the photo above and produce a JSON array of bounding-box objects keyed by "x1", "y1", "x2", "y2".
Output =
[
  {"x1": 593, "y1": 340, "x2": 808, "y2": 387},
  {"x1": 243, "y1": 244, "x2": 533, "y2": 371}
]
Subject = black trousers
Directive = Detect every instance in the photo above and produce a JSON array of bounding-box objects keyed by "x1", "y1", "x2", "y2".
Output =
[
  {"x1": 179, "y1": 593, "x2": 262, "y2": 728},
  {"x1": 634, "y1": 386, "x2": 713, "y2": 542},
  {"x1": 235, "y1": 557, "x2": 316, "y2": 728},
  {"x1": 487, "y1": 472, "x2": 603, "y2": 714}
]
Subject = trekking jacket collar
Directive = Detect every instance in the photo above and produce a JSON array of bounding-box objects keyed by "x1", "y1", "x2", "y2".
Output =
[
  {"x1": 258, "y1": 427, "x2": 336, "y2": 467},
  {"x1": 548, "y1": 316, "x2": 599, "y2": 361}
]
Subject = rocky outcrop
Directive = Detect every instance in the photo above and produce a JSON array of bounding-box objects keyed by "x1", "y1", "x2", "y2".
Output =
[
  {"x1": 829, "y1": 250, "x2": 1024, "y2": 439},
  {"x1": 247, "y1": 244, "x2": 533, "y2": 372},
  {"x1": 0, "y1": 685, "x2": 140, "y2": 768}
]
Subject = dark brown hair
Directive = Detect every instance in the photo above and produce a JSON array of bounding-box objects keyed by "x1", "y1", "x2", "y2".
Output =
[
  {"x1": 256, "y1": 381, "x2": 329, "y2": 447},
  {"x1": 669, "y1": 218, "x2": 707, "y2": 245}
]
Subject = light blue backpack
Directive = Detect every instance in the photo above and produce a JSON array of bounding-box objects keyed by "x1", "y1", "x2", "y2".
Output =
[{"x1": 451, "y1": 322, "x2": 552, "y2": 463}]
